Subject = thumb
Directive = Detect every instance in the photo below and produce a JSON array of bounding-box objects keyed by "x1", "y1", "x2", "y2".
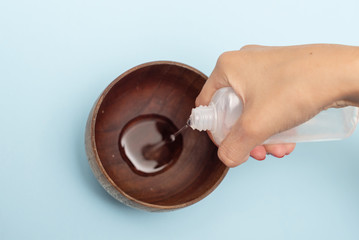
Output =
[{"x1": 218, "y1": 110, "x2": 270, "y2": 167}]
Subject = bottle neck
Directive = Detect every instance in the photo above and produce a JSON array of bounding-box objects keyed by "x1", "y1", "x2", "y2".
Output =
[{"x1": 188, "y1": 104, "x2": 216, "y2": 132}]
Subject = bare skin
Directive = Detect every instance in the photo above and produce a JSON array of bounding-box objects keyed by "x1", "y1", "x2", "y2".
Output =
[{"x1": 196, "y1": 44, "x2": 359, "y2": 167}]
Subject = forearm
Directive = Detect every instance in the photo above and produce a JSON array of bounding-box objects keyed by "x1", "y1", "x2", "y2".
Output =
[
  {"x1": 275, "y1": 44, "x2": 359, "y2": 109},
  {"x1": 312, "y1": 44, "x2": 359, "y2": 107}
]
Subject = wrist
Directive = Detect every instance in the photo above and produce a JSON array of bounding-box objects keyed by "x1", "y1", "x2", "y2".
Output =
[{"x1": 340, "y1": 46, "x2": 359, "y2": 106}]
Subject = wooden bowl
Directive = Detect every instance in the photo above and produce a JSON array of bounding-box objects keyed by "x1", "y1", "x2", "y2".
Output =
[{"x1": 85, "y1": 61, "x2": 228, "y2": 211}]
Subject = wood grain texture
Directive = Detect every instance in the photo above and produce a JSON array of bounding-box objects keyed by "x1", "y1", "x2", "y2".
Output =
[{"x1": 85, "y1": 61, "x2": 228, "y2": 211}]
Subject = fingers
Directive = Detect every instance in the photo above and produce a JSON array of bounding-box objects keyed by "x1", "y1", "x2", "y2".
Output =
[
  {"x1": 195, "y1": 64, "x2": 229, "y2": 107},
  {"x1": 250, "y1": 146, "x2": 267, "y2": 160},
  {"x1": 264, "y1": 143, "x2": 296, "y2": 157},
  {"x1": 217, "y1": 107, "x2": 297, "y2": 167},
  {"x1": 195, "y1": 78, "x2": 218, "y2": 107},
  {"x1": 250, "y1": 143, "x2": 296, "y2": 161},
  {"x1": 217, "y1": 114, "x2": 264, "y2": 167},
  {"x1": 227, "y1": 142, "x2": 296, "y2": 165}
]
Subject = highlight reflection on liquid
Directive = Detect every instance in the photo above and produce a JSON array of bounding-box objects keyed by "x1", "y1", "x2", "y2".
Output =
[{"x1": 119, "y1": 114, "x2": 183, "y2": 176}]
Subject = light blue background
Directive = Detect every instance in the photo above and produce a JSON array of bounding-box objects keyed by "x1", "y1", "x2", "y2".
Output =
[{"x1": 1, "y1": 0, "x2": 359, "y2": 239}]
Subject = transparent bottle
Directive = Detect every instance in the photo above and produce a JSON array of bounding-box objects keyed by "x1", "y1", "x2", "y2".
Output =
[{"x1": 189, "y1": 87, "x2": 359, "y2": 145}]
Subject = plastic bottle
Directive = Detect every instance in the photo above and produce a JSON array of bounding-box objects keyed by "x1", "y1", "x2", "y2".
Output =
[{"x1": 188, "y1": 87, "x2": 359, "y2": 145}]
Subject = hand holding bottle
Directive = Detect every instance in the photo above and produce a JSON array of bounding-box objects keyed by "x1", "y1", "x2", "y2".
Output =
[{"x1": 196, "y1": 44, "x2": 359, "y2": 167}]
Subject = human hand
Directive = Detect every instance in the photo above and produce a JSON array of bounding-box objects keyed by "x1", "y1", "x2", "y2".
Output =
[{"x1": 196, "y1": 44, "x2": 359, "y2": 167}]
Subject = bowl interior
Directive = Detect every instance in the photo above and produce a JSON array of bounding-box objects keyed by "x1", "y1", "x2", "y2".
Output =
[{"x1": 94, "y1": 62, "x2": 227, "y2": 208}]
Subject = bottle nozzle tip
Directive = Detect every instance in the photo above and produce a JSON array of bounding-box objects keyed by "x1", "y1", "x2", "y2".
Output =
[{"x1": 186, "y1": 118, "x2": 191, "y2": 126}]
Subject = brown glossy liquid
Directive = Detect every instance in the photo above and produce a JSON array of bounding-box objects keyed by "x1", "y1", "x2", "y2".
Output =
[{"x1": 119, "y1": 114, "x2": 183, "y2": 176}]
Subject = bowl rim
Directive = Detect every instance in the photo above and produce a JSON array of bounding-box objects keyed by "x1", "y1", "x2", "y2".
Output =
[{"x1": 88, "y1": 60, "x2": 229, "y2": 210}]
